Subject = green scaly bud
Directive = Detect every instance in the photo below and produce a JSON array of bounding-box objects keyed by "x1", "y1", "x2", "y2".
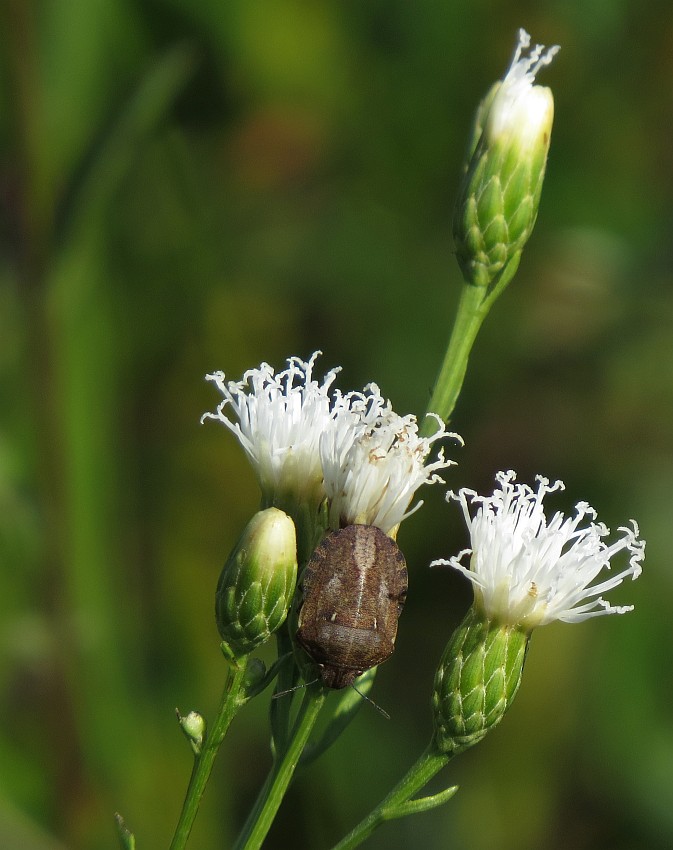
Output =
[
  {"x1": 216, "y1": 507, "x2": 297, "y2": 663},
  {"x1": 461, "y1": 82, "x2": 499, "y2": 169},
  {"x1": 431, "y1": 605, "x2": 529, "y2": 757},
  {"x1": 454, "y1": 29, "x2": 558, "y2": 288}
]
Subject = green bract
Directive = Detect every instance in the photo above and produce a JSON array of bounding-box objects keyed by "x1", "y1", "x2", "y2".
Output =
[
  {"x1": 216, "y1": 508, "x2": 298, "y2": 662},
  {"x1": 431, "y1": 605, "x2": 528, "y2": 756},
  {"x1": 453, "y1": 32, "x2": 557, "y2": 288}
]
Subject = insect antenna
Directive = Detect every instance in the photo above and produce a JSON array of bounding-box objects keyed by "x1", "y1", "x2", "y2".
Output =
[
  {"x1": 272, "y1": 678, "x2": 320, "y2": 699},
  {"x1": 273, "y1": 679, "x2": 389, "y2": 718},
  {"x1": 351, "y1": 683, "x2": 390, "y2": 720}
]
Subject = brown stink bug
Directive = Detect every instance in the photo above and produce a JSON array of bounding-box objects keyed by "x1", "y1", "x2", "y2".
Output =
[{"x1": 295, "y1": 524, "x2": 408, "y2": 689}]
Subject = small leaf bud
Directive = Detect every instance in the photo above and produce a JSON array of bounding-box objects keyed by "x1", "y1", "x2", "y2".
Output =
[
  {"x1": 241, "y1": 657, "x2": 269, "y2": 699},
  {"x1": 216, "y1": 508, "x2": 298, "y2": 660},
  {"x1": 176, "y1": 709, "x2": 206, "y2": 756},
  {"x1": 431, "y1": 605, "x2": 528, "y2": 756}
]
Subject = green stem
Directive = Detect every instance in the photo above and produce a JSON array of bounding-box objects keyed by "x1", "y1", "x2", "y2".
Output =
[
  {"x1": 169, "y1": 658, "x2": 250, "y2": 850},
  {"x1": 234, "y1": 686, "x2": 327, "y2": 850},
  {"x1": 331, "y1": 746, "x2": 451, "y2": 850},
  {"x1": 270, "y1": 627, "x2": 297, "y2": 757},
  {"x1": 422, "y1": 253, "x2": 523, "y2": 434},
  {"x1": 422, "y1": 283, "x2": 488, "y2": 432}
]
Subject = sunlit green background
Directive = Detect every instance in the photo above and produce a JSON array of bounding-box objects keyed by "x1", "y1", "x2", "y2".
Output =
[{"x1": 1, "y1": 1, "x2": 671, "y2": 848}]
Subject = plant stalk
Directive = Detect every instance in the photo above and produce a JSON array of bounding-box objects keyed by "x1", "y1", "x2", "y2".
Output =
[
  {"x1": 169, "y1": 658, "x2": 250, "y2": 850},
  {"x1": 423, "y1": 253, "x2": 522, "y2": 434},
  {"x1": 423, "y1": 283, "x2": 488, "y2": 432},
  {"x1": 331, "y1": 746, "x2": 451, "y2": 850},
  {"x1": 234, "y1": 686, "x2": 326, "y2": 850}
]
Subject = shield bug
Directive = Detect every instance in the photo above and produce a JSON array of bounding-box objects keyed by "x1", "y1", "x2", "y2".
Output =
[{"x1": 296, "y1": 524, "x2": 408, "y2": 689}]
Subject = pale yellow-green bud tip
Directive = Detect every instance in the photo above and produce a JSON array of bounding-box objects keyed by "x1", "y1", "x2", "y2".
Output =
[
  {"x1": 454, "y1": 29, "x2": 558, "y2": 288},
  {"x1": 216, "y1": 507, "x2": 298, "y2": 661},
  {"x1": 177, "y1": 709, "x2": 206, "y2": 755},
  {"x1": 431, "y1": 605, "x2": 529, "y2": 756},
  {"x1": 114, "y1": 813, "x2": 136, "y2": 850}
]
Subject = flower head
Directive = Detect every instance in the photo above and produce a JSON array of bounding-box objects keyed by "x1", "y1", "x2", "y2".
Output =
[
  {"x1": 203, "y1": 353, "x2": 460, "y2": 537},
  {"x1": 202, "y1": 352, "x2": 340, "y2": 510},
  {"x1": 320, "y1": 389, "x2": 459, "y2": 536},
  {"x1": 433, "y1": 471, "x2": 644, "y2": 630},
  {"x1": 485, "y1": 28, "x2": 559, "y2": 153}
]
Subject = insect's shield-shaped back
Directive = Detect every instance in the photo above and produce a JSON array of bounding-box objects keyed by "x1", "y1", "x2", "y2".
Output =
[{"x1": 295, "y1": 525, "x2": 408, "y2": 689}]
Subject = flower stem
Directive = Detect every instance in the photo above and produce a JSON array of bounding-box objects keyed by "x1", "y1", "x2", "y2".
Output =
[
  {"x1": 422, "y1": 254, "x2": 522, "y2": 434},
  {"x1": 169, "y1": 658, "x2": 250, "y2": 850},
  {"x1": 331, "y1": 746, "x2": 452, "y2": 850},
  {"x1": 234, "y1": 686, "x2": 327, "y2": 850},
  {"x1": 422, "y1": 283, "x2": 488, "y2": 432}
]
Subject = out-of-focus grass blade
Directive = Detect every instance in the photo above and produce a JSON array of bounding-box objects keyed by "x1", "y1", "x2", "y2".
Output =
[
  {"x1": 114, "y1": 813, "x2": 136, "y2": 850},
  {"x1": 58, "y1": 42, "x2": 197, "y2": 245}
]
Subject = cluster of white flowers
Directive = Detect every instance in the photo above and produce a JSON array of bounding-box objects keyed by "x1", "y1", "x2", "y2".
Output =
[
  {"x1": 433, "y1": 471, "x2": 644, "y2": 630},
  {"x1": 203, "y1": 31, "x2": 645, "y2": 623},
  {"x1": 202, "y1": 352, "x2": 459, "y2": 535}
]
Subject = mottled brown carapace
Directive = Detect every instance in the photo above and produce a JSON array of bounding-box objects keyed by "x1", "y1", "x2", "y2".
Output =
[{"x1": 296, "y1": 525, "x2": 408, "y2": 689}]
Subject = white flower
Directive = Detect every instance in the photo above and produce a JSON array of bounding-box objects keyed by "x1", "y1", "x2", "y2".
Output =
[
  {"x1": 203, "y1": 352, "x2": 461, "y2": 535},
  {"x1": 432, "y1": 471, "x2": 644, "y2": 630},
  {"x1": 485, "y1": 28, "x2": 558, "y2": 153},
  {"x1": 320, "y1": 385, "x2": 461, "y2": 535},
  {"x1": 202, "y1": 352, "x2": 340, "y2": 508}
]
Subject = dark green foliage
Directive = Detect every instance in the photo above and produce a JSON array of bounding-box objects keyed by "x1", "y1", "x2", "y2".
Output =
[{"x1": 1, "y1": 3, "x2": 670, "y2": 848}]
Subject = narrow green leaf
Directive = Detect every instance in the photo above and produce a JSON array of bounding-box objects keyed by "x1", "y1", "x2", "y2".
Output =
[
  {"x1": 299, "y1": 668, "x2": 377, "y2": 767},
  {"x1": 59, "y1": 43, "x2": 197, "y2": 245},
  {"x1": 114, "y1": 813, "x2": 136, "y2": 850},
  {"x1": 386, "y1": 785, "x2": 459, "y2": 820}
]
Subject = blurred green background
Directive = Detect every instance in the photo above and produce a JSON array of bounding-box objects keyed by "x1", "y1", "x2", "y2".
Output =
[{"x1": 1, "y1": 1, "x2": 671, "y2": 848}]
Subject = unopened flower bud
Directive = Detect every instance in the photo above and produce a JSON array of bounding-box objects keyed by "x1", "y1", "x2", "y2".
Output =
[
  {"x1": 454, "y1": 29, "x2": 558, "y2": 288},
  {"x1": 177, "y1": 709, "x2": 206, "y2": 756},
  {"x1": 216, "y1": 508, "x2": 297, "y2": 661},
  {"x1": 431, "y1": 605, "x2": 528, "y2": 756}
]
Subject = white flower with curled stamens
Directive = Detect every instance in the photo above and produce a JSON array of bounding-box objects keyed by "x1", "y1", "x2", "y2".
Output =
[
  {"x1": 486, "y1": 28, "x2": 559, "y2": 153},
  {"x1": 203, "y1": 352, "x2": 462, "y2": 538},
  {"x1": 320, "y1": 385, "x2": 462, "y2": 536},
  {"x1": 202, "y1": 352, "x2": 341, "y2": 509},
  {"x1": 433, "y1": 471, "x2": 644, "y2": 630}
]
